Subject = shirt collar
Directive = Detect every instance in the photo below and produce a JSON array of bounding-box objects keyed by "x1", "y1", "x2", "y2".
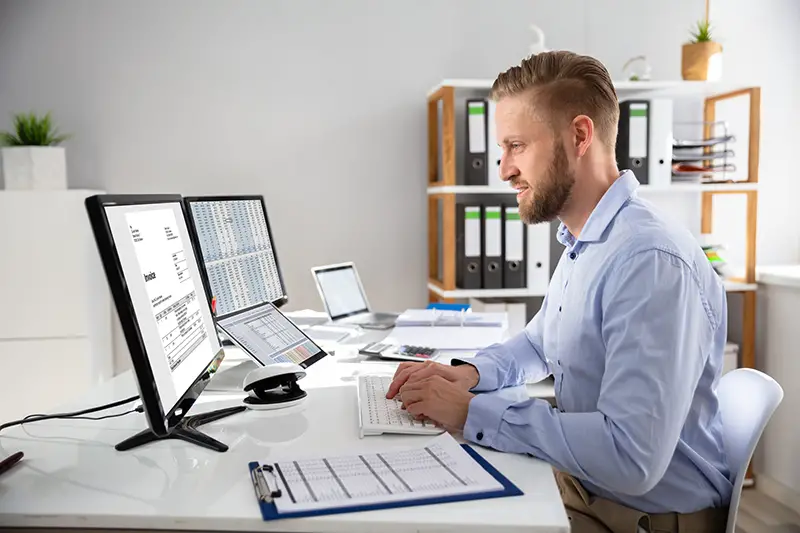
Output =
[{"x1": 556, "y1": 170, "x2": 639, "y2": 246}]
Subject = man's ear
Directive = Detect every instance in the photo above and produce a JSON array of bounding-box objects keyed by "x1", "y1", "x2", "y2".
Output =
[{"x1": 571, "y1": 115, "x2": 594, "y2": 157}]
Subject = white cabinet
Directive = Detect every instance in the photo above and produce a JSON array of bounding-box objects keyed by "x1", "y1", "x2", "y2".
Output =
[{"x1": 0, "y1": 190, "x2": 113, "y2": 423}]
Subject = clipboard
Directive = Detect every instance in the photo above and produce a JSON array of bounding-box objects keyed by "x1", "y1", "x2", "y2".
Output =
[{"x1": 248, "y1": 444, "x2": 523, "y2": 521}]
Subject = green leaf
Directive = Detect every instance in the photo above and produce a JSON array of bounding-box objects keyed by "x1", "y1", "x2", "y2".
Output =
[
  {"x1": 689, "y1": 19, "x2": 713, "y2": 43},
  {"x1": 0, "y1": 110, "x2": 71, "y2": 146}
]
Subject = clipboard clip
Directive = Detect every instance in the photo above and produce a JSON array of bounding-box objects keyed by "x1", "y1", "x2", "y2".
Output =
[{"x1": 251, "y1": 464, "x2": 282, "y2": 502}]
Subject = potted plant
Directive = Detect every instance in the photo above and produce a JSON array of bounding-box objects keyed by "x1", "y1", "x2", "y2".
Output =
[
  {"x1": 681, "y1": 19, "x2": 723, "y2": 81},
  {"x1": 0, "y1": 111, "x2": 71, "y2": 190}
]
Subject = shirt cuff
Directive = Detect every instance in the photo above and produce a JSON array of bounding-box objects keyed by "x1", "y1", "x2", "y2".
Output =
[
  {"x1": 463, "y1": 392, "x2": 518, "y2": 447},
  {"x1": 451, "y1": 356, "x2": 498, "y2": 392}
]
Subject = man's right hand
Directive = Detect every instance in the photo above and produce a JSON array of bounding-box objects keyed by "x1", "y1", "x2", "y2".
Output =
[{"x1": 386, "y1": 360, "x2": 479, "y2": 400}]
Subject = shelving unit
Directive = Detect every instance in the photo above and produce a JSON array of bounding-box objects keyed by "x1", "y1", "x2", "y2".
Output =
[{"x1": 426, "y1": 77, "x2": 762, "y2": 386}]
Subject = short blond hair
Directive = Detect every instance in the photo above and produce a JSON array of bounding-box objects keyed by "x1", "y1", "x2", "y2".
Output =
[{"x1": 491, "y1": 51, "x2": 619, "y2": 149}]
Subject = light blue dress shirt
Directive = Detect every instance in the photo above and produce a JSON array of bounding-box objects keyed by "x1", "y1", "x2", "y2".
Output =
[{"x1": 459, "y1": 171, "x2": 733, "y2": 514}]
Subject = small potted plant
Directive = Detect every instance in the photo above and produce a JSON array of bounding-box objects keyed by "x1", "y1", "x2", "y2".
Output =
[
  {"x1": 681, "y1": 19, "x2": 723, "y2": 81},
  {"x1": 0, "y1": 111, "x2": 71, "y2": 190}
]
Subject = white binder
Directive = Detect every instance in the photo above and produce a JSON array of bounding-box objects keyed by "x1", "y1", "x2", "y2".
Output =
[
  {"x1": 487, "y1": 100, "x2": 505, "y2": 188},
  {"x1": 648, "y1": 98, "x2": 673, "y2": 188},
  {"x1": 526, "y1": 222, "x2": 551, "y2": 296}
]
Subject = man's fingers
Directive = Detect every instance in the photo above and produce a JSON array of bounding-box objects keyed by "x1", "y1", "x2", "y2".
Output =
[
  {"x1": 398, "y1": 388, "x2": 425, "y2": 410},
  {"x1": 387, "y1": 364, "x2": 419, "y2": 398},
  {"x1": 387, "y1": 362, "x2": 436, "y2": 398}
]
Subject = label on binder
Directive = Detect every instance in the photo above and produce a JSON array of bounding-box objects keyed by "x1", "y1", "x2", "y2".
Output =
[
  {"x1": 468, "y1": 102, "x2": 486, "y2": 153},
  {"x1": 485, "y1": 207, "x2": 501, "y2": 257},
  {"x1": 628, "y1": 103, "x2": 648, "y2": 158},
  {"x1": 465, "y1": 207, "x2": 480, "y2": 257},
  {"x1": 505, "y1": 208, "x2": 523, "y2": 261}
]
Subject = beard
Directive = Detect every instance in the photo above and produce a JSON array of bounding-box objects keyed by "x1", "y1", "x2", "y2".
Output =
[{"x1": 518, "y1": 141, "x2": 575, "y2": 225}]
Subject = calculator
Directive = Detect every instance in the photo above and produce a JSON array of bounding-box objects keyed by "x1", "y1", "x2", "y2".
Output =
[{"x1": 358, "y1": 341, "x2": 437, "y2": 362}]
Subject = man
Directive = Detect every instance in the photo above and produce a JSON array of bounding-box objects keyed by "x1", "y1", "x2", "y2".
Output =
[{"x1": 387, "y1": 51, "x2": 732, "y2": 533}]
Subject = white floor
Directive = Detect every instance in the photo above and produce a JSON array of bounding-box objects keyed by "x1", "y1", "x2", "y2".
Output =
[{"x1": 738, "y1": 488, "x2": 800, "y2": 533}]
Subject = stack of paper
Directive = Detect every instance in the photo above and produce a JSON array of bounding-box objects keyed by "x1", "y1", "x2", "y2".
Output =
[
  {"x1": 396, "y1": 309, "x2": 507, "y2": 328},
  {"x1": 386, "y1": 309, "x2": 508, "y2": 350}
]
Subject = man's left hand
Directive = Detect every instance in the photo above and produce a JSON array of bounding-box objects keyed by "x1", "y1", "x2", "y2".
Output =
[{"x1": 398, "y1": 375, "x2": 475, "y2": 431}]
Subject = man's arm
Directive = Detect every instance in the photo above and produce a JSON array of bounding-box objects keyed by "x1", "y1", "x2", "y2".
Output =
[
  {"x1": 462, "y1": 249, "x2": 714, "y2": 496},
  {"x1": 453, "y1": 295, "x2": 551, "y2": 392}
]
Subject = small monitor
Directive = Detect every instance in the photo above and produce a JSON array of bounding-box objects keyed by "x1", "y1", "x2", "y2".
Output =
[
  {"x1": 85, "y1": 194, "x2": 244, "y2": 452},
  {"x1": 312, "y1": 262, "x2": 370, "y2": 321},
  {"x1": 183, "y1": 196, "x2": 288, "y2": 318},
  {"x1": 216, "y1": 301, "x2": 327, "y2": 369}
]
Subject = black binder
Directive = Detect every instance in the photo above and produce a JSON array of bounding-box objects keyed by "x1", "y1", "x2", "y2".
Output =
[
  {"x1": 482, "y1": 204, "x2": 503, "y2": 289},
  {"x1": 616, "y1": 100, "x2": 650, "y2": 184},
  {"x1": 456, "y1": 204, "x2": 482, "y2": 289},
  {"x1": 502, "y1": 205, "x2": 527, "y2": 288},
  {"x1": 465, "y1": 99, "x2": 488, "y2": 185}
]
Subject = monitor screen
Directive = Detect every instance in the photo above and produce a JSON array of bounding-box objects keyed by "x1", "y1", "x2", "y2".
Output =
[
  {"x1": 217, "y1": 302, "x2": 327, "y2": 368},
  {"x1": 185, "y1": 197, "x2": 287, "y2": 317},
  {"x1": 314, "y1": 265, "x2": 369, "y2": 319},
  {"x1": 103, "y1": 201, "x2": 221, "y2": 413}
]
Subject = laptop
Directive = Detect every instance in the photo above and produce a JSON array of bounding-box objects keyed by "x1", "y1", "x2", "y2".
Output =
[{"x1": 311, "y1": 262, "x2": 398, "y2": 329}]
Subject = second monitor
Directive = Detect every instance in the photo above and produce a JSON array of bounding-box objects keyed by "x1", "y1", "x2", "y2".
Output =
[{"x1": 184, "y1": 195, "x2": 288, "y2": 316}]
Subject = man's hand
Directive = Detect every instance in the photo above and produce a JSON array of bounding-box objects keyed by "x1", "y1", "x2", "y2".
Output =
[
  {"x1": 386, "y1": 360, "x2": 479, "y2": 400},
  {"x1": 398, "y1": 376, "x2": 474, "y2": 431}
]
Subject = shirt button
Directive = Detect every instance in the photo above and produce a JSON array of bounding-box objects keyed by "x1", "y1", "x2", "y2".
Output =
[
  {"x1": 476, "y1": 431, "x2": 484, "y2": 441},
  {"x1": 558, "y1": 306, "x2": 562, "y2": 312},
  {"x1": 569, "y1": 252, "x2": 577, "y2": 260}
]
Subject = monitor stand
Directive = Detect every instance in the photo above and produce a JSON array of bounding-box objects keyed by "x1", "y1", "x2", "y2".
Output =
[{"x1": 115, "y1": 405, "x2": 246, "y2": 452}]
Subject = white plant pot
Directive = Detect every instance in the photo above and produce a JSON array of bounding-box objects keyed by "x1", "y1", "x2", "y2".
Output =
[{"x1": 1, "y1": 146, "x2": 68, "y2": 190}]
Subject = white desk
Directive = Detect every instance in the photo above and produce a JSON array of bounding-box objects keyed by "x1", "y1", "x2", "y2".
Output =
[{"x1": 0, "y1": 325, "x2": 567, "y2": 533}]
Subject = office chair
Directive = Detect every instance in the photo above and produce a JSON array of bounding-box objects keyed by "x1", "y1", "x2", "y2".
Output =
[
  {"x1": 716, "y1": 368, "x2": 783, "y2": 533},
  {"x1": 638, "y1": 368, "x2": 783, "y2": 533}
]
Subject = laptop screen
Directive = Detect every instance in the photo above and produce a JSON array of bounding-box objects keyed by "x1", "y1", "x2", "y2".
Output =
[{"x1": 315, "y1": 265, "x2": 369, "y2": 320}]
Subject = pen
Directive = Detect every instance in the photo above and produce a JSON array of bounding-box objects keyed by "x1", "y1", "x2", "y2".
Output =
[{"x1": 0, "y1": 451, "x2": 23, "y2": 478}]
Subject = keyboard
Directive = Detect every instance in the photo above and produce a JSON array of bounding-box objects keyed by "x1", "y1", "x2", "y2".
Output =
[{"x1": 357, "y1": 375, "x2": 444, "y2": 437}]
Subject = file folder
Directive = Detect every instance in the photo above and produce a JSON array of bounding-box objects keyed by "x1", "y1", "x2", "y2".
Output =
[
  {"x1": 456, "y1": 204, "x2": 482, "y2": 289},
  {"x1": 483, "y1": 205, "x2": 503, "y2": 289},
  {"x1": 525, "y1": 220, "x2": 552, "y2": 296},
  {"x1": 502, "y1": 205, "x2": 526, "y2": 288},
  {"x1": 647, "y1": 98, "x2": 673, "y2": 188},
  {"x1": 466, "y1": 99, "x2": 488, "y2": 185},
  {"x1": 486, "y1": 100, "x2": 505, "y2": 188},
  {"x1": 616, "y1": 100, "x2": 650, "y2": 184}
]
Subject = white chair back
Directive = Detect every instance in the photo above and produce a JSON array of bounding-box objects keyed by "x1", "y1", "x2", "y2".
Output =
[{"x1": 716, "y1": 368, "x2": 784, "y2": 533}]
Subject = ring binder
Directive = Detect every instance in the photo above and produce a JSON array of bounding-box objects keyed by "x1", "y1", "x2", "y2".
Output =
[{"x1": 251, "y1": 464, "x2": 282, "y2": 502}]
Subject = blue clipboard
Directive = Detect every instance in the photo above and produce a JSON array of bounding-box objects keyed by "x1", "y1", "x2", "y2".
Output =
[{"x1": 248, "y1": 444, "x2": 523, "y2": 521}]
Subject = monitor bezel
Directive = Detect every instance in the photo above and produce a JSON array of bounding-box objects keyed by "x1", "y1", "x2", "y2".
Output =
[
  {"x1": 216, "y1": 300, "x2": 329, "y2": 369},
  {"x1": 85, "y1": 194, "x2": 226, "y2": 438},
  {"x1": 182, "y1": 195, "x2": 289, "y2": 318},
  {"x1": 311, "y1": 262, "x2": 371, "y2": 321}
]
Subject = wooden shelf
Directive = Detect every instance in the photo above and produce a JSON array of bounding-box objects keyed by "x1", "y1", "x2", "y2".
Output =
[
  {"x1": 430, "y1": 280, "x2": 755, "y2": 297},
  {"x1": 427, "y1": 79, "x2": 733, "y2": 99},
  {"x1": 724, "y1": 281, "x2": 758, "y2": 292},
  {"x1": 428, "y1": 282, "x2": 545, "y2": 299},
  {"x1": 428, "y1": 182, "x2": 758, "y2": 195}
]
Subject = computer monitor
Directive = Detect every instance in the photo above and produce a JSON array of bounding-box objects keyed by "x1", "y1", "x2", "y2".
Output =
[
  {"x1": 85, "y1": 194, "x2": 246, "y2": 453},
  {"x1": 183, "y1": 196, "x2": 288, "y2": 318}
]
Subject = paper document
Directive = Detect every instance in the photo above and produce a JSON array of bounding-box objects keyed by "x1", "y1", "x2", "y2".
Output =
[
  {"x1": 267, "y1": 433, "x2": 503, "y2": 514},
  {"x1": 385, "y1": 326, "x2": 505, "y2": 351},
  {"x1": 396, "y1": 309, "x2": 507, "y2": 328}
]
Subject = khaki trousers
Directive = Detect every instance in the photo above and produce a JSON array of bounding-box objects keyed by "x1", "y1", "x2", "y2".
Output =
[{"x1": 554, "y1": 470, "x2": 729, "y2": 533}]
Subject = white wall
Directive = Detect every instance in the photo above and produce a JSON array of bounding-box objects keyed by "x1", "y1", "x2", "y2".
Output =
[{"x1": 2, "y1": 0, "x2": 798, "y2": 317}]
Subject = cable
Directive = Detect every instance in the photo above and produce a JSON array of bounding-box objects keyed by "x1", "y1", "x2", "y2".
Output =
[{"x1": 0, "y1": 394, "x2": 140, "y2": 434}]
